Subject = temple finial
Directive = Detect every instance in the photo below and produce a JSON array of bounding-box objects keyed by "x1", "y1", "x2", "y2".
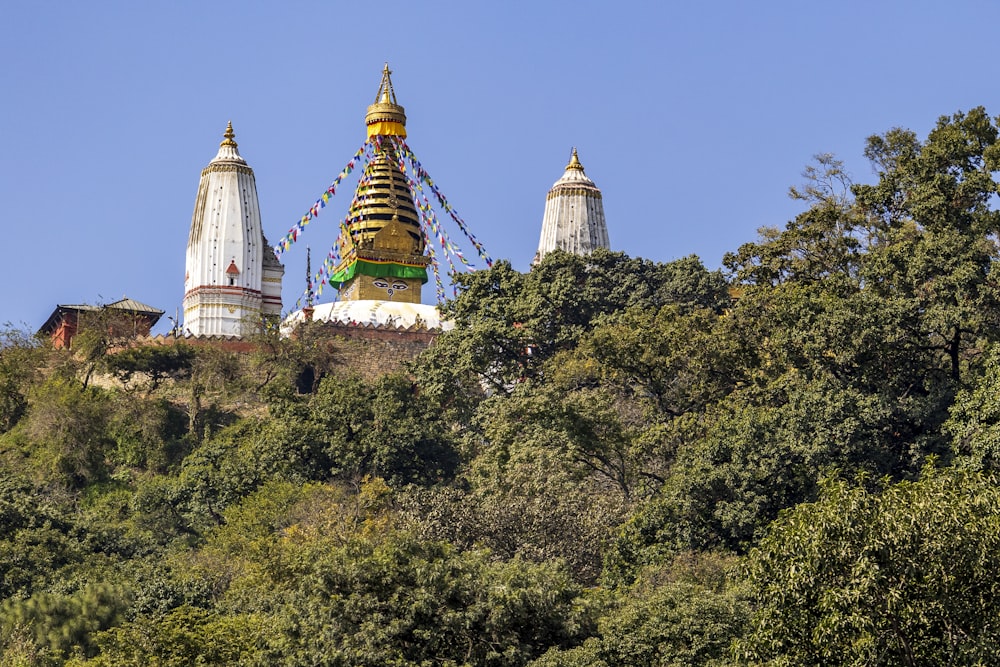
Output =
[
  {"x1": 366, "y1": 63, "x2": 407, "y2": 139},
  {"x1": 566, "y1": 147, "x2": 583, "y2": 171},
  {"x1": 375, "y1": 62, "x2": 397, "y2": 105},
  {"x1": 220, "y1": 120, "x2": 238, "y2": 148}
]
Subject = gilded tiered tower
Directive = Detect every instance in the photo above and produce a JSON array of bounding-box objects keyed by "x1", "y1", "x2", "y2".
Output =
[
  {"x1": 330, "y1": 65, "x2": 430, "y2": 303},
  {"x1": 534, "y1": 148, "x2": 610, "y2": 264},
  {"x1": 183, "y1": 123, "x2": 284, "y2": 336}
]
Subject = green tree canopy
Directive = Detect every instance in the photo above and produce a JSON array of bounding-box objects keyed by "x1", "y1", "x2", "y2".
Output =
[{"x1": 739, "y1": 466, "x2": 1000, "y2": 665}]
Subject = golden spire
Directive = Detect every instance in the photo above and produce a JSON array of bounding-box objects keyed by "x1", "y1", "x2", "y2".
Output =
[
  {"x1": 366, "y1": 63, "x2": 407, "y2": 139},
  {"x1": 374, "y1": 62, "x2": 398, "y2": 105},
  {"x1": 566, "y1": 147, "x2": 584, "y2": 171},
  {"x1": 333, "y1": 65, "x2": 427, "y2": 301},
  {"x1": 220, "y1": 120, "x2": 238, "y2": 148}
]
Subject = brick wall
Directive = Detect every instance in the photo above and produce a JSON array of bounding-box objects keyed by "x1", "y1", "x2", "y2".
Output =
[{"x1": 306, "y1": 322, "x2": 438, "y2": 379}]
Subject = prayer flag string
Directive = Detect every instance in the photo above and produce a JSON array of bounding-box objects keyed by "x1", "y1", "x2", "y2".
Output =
[
  {"x1": 390, "y1": 137, "x2": 494, "y2": 268},
  {"x1": 274, "y1": 140, "x2": 371, "y2": 258},
  {"x1": 395, "y1": 157, "x2": 463, "y2": 296}
]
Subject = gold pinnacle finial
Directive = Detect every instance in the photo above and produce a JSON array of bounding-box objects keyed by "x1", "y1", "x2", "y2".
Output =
[
  {"x1": 375, "y1": 62, "x2": 397, "y2": 105},
  {"x1": 220, "y1": 120, "x2": 238, "y2": 147},
  {"x1": 366, "y1": 63, "x2": 407, "y2": 138},
  {"x1": 567, "y1": 147, "x2": 584, "y2": 171}
]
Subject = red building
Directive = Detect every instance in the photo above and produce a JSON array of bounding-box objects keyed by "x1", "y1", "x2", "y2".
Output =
[{"x1": 38, "y1": 297, "x2": 164, "y2": 349}]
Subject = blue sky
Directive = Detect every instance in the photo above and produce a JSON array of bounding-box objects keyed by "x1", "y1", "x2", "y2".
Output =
[{"x1": 3, "y1": 1, "x2": 1000, "y2": 333}]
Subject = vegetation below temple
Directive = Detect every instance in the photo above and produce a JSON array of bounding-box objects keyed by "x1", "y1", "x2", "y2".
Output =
[{"x1": 6, "y1": 108, "x2": 1000, "y2": 665}]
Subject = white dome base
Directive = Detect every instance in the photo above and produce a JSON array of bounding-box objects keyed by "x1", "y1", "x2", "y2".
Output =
[{"x1": 282, "y1": 300, "x2": 452, "y2": 334}]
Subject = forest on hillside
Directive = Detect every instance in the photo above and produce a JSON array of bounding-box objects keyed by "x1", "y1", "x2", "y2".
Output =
[{"x1": 5, "y1": 108, "x2": 1000, "y2": 665}]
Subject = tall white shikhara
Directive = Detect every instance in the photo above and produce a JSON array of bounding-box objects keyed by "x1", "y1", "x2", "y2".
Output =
[
  {"x1": 183, "y1": 122, "x2": 283, "y2": 337},
  {"x1": 534, "y1": 148, "x2": 610, "y2": 264}
]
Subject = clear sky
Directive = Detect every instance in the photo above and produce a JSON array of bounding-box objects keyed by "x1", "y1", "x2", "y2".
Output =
[{"x1": 3, "y1": 1, "x2": 1000, "y2": 333}]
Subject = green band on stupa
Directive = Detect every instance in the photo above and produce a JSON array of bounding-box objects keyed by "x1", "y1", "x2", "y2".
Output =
[{"x1": 330, "y1": 259, "x2": 429, "y2": 285}]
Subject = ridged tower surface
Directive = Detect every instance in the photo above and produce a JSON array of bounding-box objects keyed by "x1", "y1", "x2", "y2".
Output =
[
  {"x1": 534, "y1": 148, "x2": 609, "y2": 264},
  {"x1": 184, "y1": 122, "x2": 284, "y2": 337},
  {"x1": 342, "y1": 147, "x2": 425, "y2": 253},
  {"x1": 332, "y1": 64, "x2": 430, "y2": 304}
]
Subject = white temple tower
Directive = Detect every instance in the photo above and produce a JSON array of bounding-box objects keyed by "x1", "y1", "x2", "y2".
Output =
[
  {"x1": 534, "y1": 148, "x2": 610, "y2": 264},
  {"x1": 183, "y1": 122, "x2": 283, "y2": 337}
]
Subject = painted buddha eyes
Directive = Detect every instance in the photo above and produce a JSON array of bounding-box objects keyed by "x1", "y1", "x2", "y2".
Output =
[{"x1": 373, "y1": 278, "x2": 409, "y2": 296}]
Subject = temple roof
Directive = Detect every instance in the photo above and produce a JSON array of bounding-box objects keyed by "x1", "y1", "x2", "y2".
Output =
[
  {"x1": 105, "y1": 297, "x2": 164, "y2": 315},
  {"x1": 549, "y1": 148, "x2": 599, "y2": 190},
  {"x1": 210, "y1": 121, "x2": 247, "y2": 165},
  {"x1": 38, "y1": 296, "x2": 164, "y2": 335}
]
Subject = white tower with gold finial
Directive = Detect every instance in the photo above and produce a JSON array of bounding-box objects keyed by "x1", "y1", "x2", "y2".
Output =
[
  {"x1": 183, "y1": 122, "x2": 284, "y2": 337},
  {"x1": 534, "y1": 148, "x2": 609, "y2": 264}
]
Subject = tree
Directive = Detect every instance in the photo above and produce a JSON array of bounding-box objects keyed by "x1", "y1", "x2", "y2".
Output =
[
  {"x1": 1, "y1": 622, "x2": 56, "y2": 666},
  {"x1": 0, "y1": 474, "x2": 89, "y2": 599},
  {"x1": 106, "y1": 394, "x2": 189, "y2": 472},
  {"x1": 725, "y1": 153, "x2": 863, "y2": 287},
  {"x1": 23, "y1": 377, "x2": 113, "y2": 487},
  {"x1": 399, "y1": 460, "x2": 627, "y2": 585},
  {"x1": 65, "y1": 306, "x2": 159, "y2": 390},
  {"x1": 81, "y1": 606, "x2": 272, "y2": 667},
  {"x1": 304, "y1": 373, "x2": 459, "y2": 486},
  {"x1": 184, "y1": 345, "x2": 242, "y2": 438},
  {"x1": 467, "y1": 383, "x2": 644, "y2": 499},
  {"x1": 0, "y1": 326, "x2": 46, "y2": 434},
  {"x1": 266, "y1": 533, "x2": 590, "y2": 666},
  {"x1": 103, "y1": 480, "x2": 592, "y2": 666},
  {"x1": 166, "y1": 417, "x2": 322, "y2": 530},
  {"x1": 945, "y1": 341, "x2": 1000, "y2": 470},
  {"x1": 601, "y1": 277, "x2": 960, "y2": 587},
  {"x1": 532, "y1": 553, "x2": 747, "y2": 667},
  {"x1": 415, "y1": 250, "x2": 729, "y2": 405},
  {"x1": 102, "y1": 344, "x2": 194, "y2": 395},
  {"x1": 853, "y1": 107, "x2": 1000, "y2": 383},
  {"x1": 550, "y1": 304, "x2": 735, "y2": 425},
  {"x1": 738, "y1": 466, "x2": 1000, "y2": 665},
  {"x1": 246, "y1": 317, "x2": 343, "y2": 394},
  {"x1": 0, "y1": 583, "x2": 129, "y2": 663}
]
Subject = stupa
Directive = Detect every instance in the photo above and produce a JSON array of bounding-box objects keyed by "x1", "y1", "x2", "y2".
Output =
[
  {"x1": 329, "y1": 64, "x2": 431, "y2": 304},
  {"x1": 282, "y1": 64, "x2": 470, "y2": 332}
]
